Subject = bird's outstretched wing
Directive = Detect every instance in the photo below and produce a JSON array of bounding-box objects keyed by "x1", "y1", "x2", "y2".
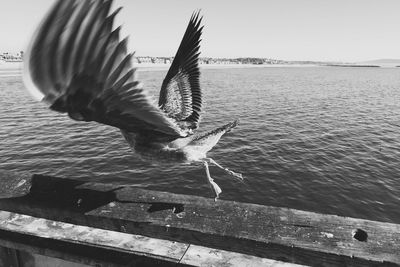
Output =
[
  {"x1": 23, "y1": 0, "x2": 188, "y2": 137},
  {"x1": 158, "y1": 12, "x2": 203, "y2": 132}
]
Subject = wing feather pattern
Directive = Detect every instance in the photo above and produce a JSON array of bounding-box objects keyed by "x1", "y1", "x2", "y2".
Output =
[
  {"x1": 159, "y1": 12, "x2": 203, "y2": 131},
  {"x1": 24, "y1": 0, "x2": 188, "y2": 138}
]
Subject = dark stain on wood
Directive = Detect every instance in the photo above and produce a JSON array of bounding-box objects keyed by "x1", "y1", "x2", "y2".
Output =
[{"x1": 147, "y1": 203, "x2": 185, "y2": 214}]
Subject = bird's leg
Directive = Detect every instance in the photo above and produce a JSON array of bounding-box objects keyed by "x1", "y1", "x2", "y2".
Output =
[
  {"x1": 203, "y1": 161, "x2": 222, "y2": 201},
  {"x1": 205, "y1": 158, "x2": 243, "y2": 181}
]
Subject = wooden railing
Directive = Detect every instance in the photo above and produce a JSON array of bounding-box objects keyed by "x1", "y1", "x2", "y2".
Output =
[{"x1": 0, "y1": 170, "x2": 398, "y2": 266}]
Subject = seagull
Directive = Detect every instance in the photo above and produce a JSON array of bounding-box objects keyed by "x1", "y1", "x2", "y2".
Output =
[{"x1": 23, "y1": 0, "x2": 243, "y2": 200}]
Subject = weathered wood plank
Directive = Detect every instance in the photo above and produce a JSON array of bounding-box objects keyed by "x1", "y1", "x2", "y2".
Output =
[
  {"x1": 0, "y1": 236, "x2": 178, "y2": 267},
  {"x1": 0, "y1": 170, "x2": 399, "y2": 266},
  {"x1": 0, "y1": 210, "x2": 303, "y2": 267},
  {"x1": 0, "y1": 211, "x2": 189, "y2": 263},
  {"x1": 180, "y1": 244, "x2": 306, "y2": 267},
  {"x1": 86, "y1": 188, "x2": 400, "y2": 266}
]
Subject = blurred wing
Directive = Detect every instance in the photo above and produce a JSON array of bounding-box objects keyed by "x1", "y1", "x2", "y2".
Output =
[
  {"x1": 23, "y1": 0, "x2": 187, "y2": 137},
  {"x1": 159, "y1": 12, "x2": 203, "y2": 131}
]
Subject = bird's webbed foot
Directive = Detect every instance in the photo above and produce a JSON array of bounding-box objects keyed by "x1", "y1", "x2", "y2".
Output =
[
  {"x1": 205, "y1": 158, "x2": 244, "y2": 182},
  {"x1": 203, "y1": 161, "x2": 222, "y2": 201}
]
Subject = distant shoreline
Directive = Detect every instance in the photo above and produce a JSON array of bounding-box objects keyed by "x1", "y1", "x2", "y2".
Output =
[
  {"x1": 326, "y1": 64, "x2": 380, "y2": 68},
  {"x1": 2, "y1": 61, "x2": 398, "y2": 72},
  {"x1": 0, "y1": 61, "x2": 320, "y2": 72}
]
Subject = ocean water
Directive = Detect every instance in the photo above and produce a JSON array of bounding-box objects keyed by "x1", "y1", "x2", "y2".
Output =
[{"x1": 1, "y1": 66, "x2": 400, "y2": 223}]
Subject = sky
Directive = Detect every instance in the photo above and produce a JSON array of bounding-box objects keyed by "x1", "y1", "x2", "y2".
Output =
[{"x1": 1, "y1": 0, "x2": 400, "y2": 62}]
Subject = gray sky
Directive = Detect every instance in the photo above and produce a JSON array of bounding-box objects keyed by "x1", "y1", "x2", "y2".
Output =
[{"x1": 1, "y1": 0, "x2": 400, "y2": 62}]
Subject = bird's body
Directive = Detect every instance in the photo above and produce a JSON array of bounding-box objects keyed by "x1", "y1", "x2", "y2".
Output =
[
  {"x1": 122, "y1": 120, "x2": 238, "y2": 163},
  {"x1": 24, "y1": 0, "x2": 242, "y2": 199}
]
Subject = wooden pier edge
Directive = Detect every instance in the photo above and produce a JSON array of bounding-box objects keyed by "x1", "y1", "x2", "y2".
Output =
[{"x1": 0, "y1": 170, "x2": 399, "y2": 266}]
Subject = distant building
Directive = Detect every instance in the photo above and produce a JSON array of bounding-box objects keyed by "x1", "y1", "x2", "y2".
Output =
[{"x1": 0, "y1": 52, "x2": 23, "y2": 62}]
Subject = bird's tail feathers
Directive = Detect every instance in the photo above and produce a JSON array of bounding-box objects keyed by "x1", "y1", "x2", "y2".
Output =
[
  {"x1": 218, "y1": 119, "x2": 238, "y2": 134},
  {"x1": 188, "y1": 120, "x2": 238, "y2": 151}
]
